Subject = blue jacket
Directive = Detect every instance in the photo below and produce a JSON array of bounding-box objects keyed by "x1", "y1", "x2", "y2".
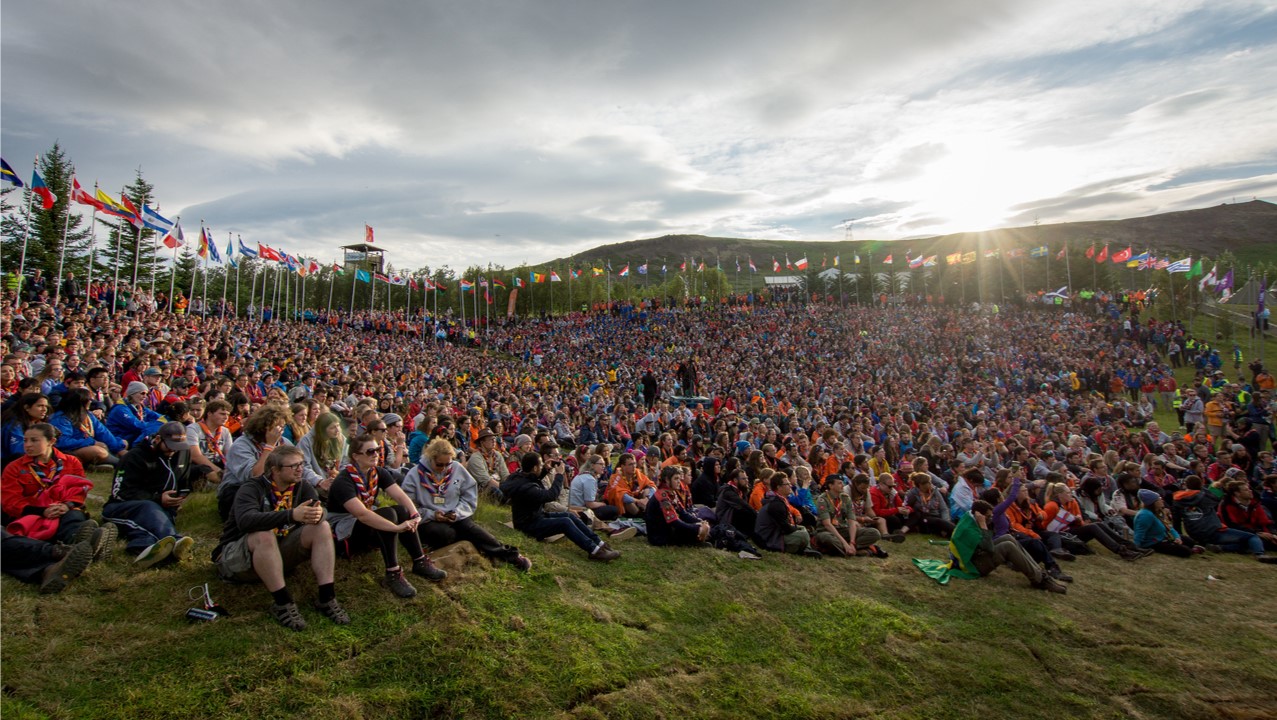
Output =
[
  {"x1": 49, "y1": 411, "x2": 127, "y2": 454},
  {"x1": 2, "y1": 421, "x2": 27, "y2": 462},
  {"x1": 1133, "y1": 508, "x2": 1178, "y2": 548},
  {"x1": 105, "y1": 403, "x2": 164, "y2": 446}
]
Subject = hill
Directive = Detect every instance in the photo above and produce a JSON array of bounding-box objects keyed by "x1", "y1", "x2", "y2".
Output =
[{"x1": 555, "y1": 200, "x2": 1277, "y2": 269}]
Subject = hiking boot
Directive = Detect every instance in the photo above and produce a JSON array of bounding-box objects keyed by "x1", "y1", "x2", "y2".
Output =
[
  {"x1": 134, "y1": 536, "x2": 176, "y2": 570},
  {"x1": 1206, "y1": 544, "x2": 1224, "y2": 553},
  {"x1": 1049, "y1": 548, "x2": 1076, "y2": 562},
  {"x1": 589, "y1": 546, "x2": 621, "y2": 562},
  {"x1": 867, "y1": 545, "x2": 889, "y2": 559},
  {"x1": 270, "y1": 601, "x2": 307, "y2": 631},
  {"x1": 71, "y1": 519, "x2": 100, "y2": 545},
  {"x1": 172, "y1": 536, "x2": 196, "y2": 563},
  {"x1": 1135, "y1": 547, "x2": 1155, "y2": 558},
  {"x1": 1256, "y1": 555, "x2": 1277, "y2": 564},
  {"x1": 512, "y1": 555, "x2": 533, "y2": 572},
  {"x1": 608, "y1": 527, "x2": 637, "y2": 542},
  {"x1": 90, "y1": 523, "x2": 117, "y2": 563},
  {"x1": 39, "y1": 540, "x2": 94, "y2": 594},
  {"x1": 1033, "y1": 576, "x2": 1068, "y2": 594},
  {"x1": 1048, "y1": 566, "x2": 1074, "y2": 583},
  {"x1": 884, "y1": 532, "x2": 907, "y2": 544},
  {"x1": 312, "y1": 598, "x2": 351, "y2": 625},
  {"x1": 801, "y1": 547, "x2": 824, "y2": 559},
  {"x1": 411, "y1": 556, "x2": 447, "y2": 582},
  {"x1": 1119, "y1": 548, "x2": 1142, "y2": 561},
  {"x1": 383, "y1": 570, "x2": 418, "y2": 598}
]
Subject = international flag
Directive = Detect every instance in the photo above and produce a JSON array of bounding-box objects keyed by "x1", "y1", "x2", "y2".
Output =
[
  {"x1": 833, "y1": 255, "x2": 839, "y2": 268},
  {"x1": 258, "y1": 244, "x2": 283, "y2": 262},
  {"x1": 785, "y1": 255, "x2": 793, "y2": 270},
  {"x1": 355, "y1": 269, "x2": 372, "y2": 283},
  {"x1": 1110, "y1": 246, "x2": 1132, "y2": 264},
  {"x1": 1125, "y1": 251, "x2": 1149, "y2": 268},
  {"x1": 0, "y1": 158, "x2": 23, "y2": 187},
  {"x1": 985, "y1": 249, "x2": 999, "y2": 259},
  {"x1": 638, "y1": 263, "x2": 648, "y2": 275},
  {"x1": 682, "y1": 260, "x2": 689, "y2": 272},
  {"x1": 618, "y1": 265, "x2": 630, "y2": 277},
  {"x1": 1006, "y1": 248, "x2": 1025, "y2": 259},
  {"x1": 961, "y1": 252, "x2": 976, "y2": 265},
  {"x1": 1029, "y1": 245, "x2": 1048, "y2": 258},
  {"x1": 772, "y1": 258, "x2": 780, "y2": 272},
  {"x1": 409, "y1": 278, "x2": 419, "y2": 291},
  {"x1": 853, "y1": 254, "x2": 860, "y2": 264},
  {"x1": 946, "y1": 253, "x2": 961, "y2": 266},
  {"x1": 882, "y1": 254, "x2": 893, "y2": 265},
  {"x1": 1044, "y1": 285, "x2": 1069, "y2": 301},
  {"x1": 550, "y1": 271, "x2": 562, "y2": 282},
  {"x1": 70, "y1": 177, "x2": 103, "y2": 210},
  {"x1": 332, "y1": 263, "x2": 344, "y2": 275},
  {"x1": 531, "y1": 272, "x2": 546, "y2": 283},
  {"x1": 1187, "y1": 259, "x2": 1202, "y2": 278},
  {"x1": 208, "y1": 232, "x2": 222, "y2": 263},
  {"x1": 736, "y1": 258, "x2": 741, "y2": 272},
  {"x1": 307, "y1": 259, "x2": 320, "y2": 275},
  {"x1": 924, "y1": 255, "x2": 938, "y2": 268},
  {"x1": 570, "y1": 269, "x2": 581, "y2": 279},
  {"x1": 390, "y1": 275, "x2": 407, "y2": 286},
  {"x1": 1164, "y1": 258, "x2": 1191, "y2": 274},
  {"x1": 1198, "y1": 264, "x2": 1217, "y2": 291},
  {"x1": 1056, "y1": 247, "x2": 1067, "y2": 260},
  {"x1": 197, "y1": 226, "x2": 210, "y2": 258},
  {"x1": 140, "y1": 205, "x2": 175, "y2": 234},
  {"x1": 226, "y1": 239, "x2": 238, "y2": 268},
  {"x1": 162, "y1": 222, "x2": 185, "y2": 249},
  {"x1": 119, "y1": 195, "x2": 145, "y2": 228},
  {"x1": 374, "y1": 272, "x2": 390, "y2": 284},
  {"x1": 364, "y1": 224, "x2": 374, "y2": 244},
  {"x1": 821, "y1": 256, "x2": 827, "y2": 268},
  {"x1": 1216, "y1": 269, "x2": 1234, "y2": 294},
  {"x1": 697, "y1": 260, "x2": 706, "y2": 272},
  {"x1": 95, "y1": 189, "x2": 136, "y2": 221},
  {"x1": 492, "y1": 278, "x2": 506, "y2": 288},
  {"x1": 662, "y1": 264, "x2": 667, "y2": 274},
  {"x1": 908, "y1": 255, "x2": 924, "y2": 269},
  {"x1": 30, "y1": 168, "x2": 57, "y2": 209},
  {"x1": 1095, "y1": 245, "x2": 1109, "y2": 263},
  {"x1": 514, "y1": 277, "x2": 525, "y2": 288},
  {"x1": 239, "y1": 239, "x2": 258, "y2": 258},
  {"x1": 1085, "y1": 245, "x2": 1095, "y2": 259},
  {"x1": 592, "y1": 267, "x2": 603, "y2": 277},
  {"x1": 795, "y1": 257, "x2": 809, "y2": 270}
]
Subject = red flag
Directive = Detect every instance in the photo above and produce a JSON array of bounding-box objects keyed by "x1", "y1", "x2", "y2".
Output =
[
  {"x1": 1056, "y1": 247, "x2": 1066, "y2": 260},
  {"x1": 71, "y1": 177, "x2": 104, "y2": 210},
  {"x1": 119, "y1": 195, "x2": 144, "y2": 228},
  {"x1": 1084, "y1": 245, "x2": 1095, "y2": 259},
  {"x1": 364, "y1": 224, "x2": 374, "y2": 243},
  {"x1": 258, "y1": 244, "x2": 283, "y2": 262},
  {"x1": 1095, "y1": 245, "x2": 1109, "y2": 263},
  {"x1": 162, "y1": 223, "x2": 185, "y2": 249},
  {"x1": 1110, "y1": 246, "x2": 1132, "y2": 264},
  {"x1": 772, "y1": 258, "x2": 780, "y2": 272}
]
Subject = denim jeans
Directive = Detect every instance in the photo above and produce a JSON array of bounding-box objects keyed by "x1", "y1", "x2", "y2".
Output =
[
  {"x1": 1212, "y1": 527, "x2": 1264, "y2": 555},
  {"x1": 525, "y1": 511, "x2": 602, "y2": 554},
  {"x1": 102, "y1": 500, "x2": 180, "y2": 554}
]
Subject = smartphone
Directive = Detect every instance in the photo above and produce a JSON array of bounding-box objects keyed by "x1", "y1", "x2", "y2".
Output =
[{"x1": 175, "y1": 488, "x2": 193, "y2": 497}]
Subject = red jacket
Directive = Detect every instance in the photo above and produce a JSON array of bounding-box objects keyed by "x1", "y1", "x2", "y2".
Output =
[
  {"x1": 870, "y1": 485, "x2": 905, "y2": 518},
  {"x1": 1, "y1": 450, "x2": 88, "y2": 520},
  {"x1": 1219, "y1": 498, "x2": 1273, "y2": 535}
]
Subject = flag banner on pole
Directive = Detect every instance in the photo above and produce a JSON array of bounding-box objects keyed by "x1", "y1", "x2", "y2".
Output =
[
  {"x1": 492, "y1": 278, "x2": 506, "y2": 288},
  {"x1": 1125, "y1": 251, "x2": 1149, "y2": 268},
  {"x1": 258, "y1": 244, "x2": 283, "y2": 262},
  {"x1": 749, "y1": 257, "x2": 758, "y2": 272},
  {"x1": 94, "y1": 189, "x2": 136, "y2": 220},
  {"x1": 908, "y1": 255, "x2": 924, "y2": 269},
  {"x1": 71, "y1": 177, "x2": 102, "y2": 209},
  {"x1": 390, "y1": 275, "x2": 407, "y2": 286},
  {"x1": 946, "y1": 253, "x2": 961, "y2": 266},
  {"x1": 924, "y1": 255, "x2": 938, "y2": 268},
  {"x1": 882, "y1": 254, "x2": 893, "y2": 265},
  {"x1": 374, "y1": 272, "x2": 390, "y2": 283},
  {"x1": 355, "y1": 269, "x2": 372, "y2": 283},
  {"x1": 1164, "y1": 258, "x2": 1191, "y2": 273},
  {"x1": 833, "y1": 255, "x2": 839, "y2": 267},
  {"x1": 162, "y1": 222, "x2": 185, "y2": 249},
  {"x1": 0, "y1": 158, "x2": 23, "y2": 187},
  {"x1": 31, "y1": 168, "x2": 57, "y2": 209},
  {"x1": 961, "y1": 252, "x2": 976, "y2": 265},
  {"x1": 514, "y1": 277, "x2": 525, "y2": 288},
  {"x1": 119, "y1": 195, "x2": 144, "y2": 228},
  {"x1": 1095, "y1": 246, "x2": 1109, "y2": 263},
  {"x1": 985, "y1": 249, "x2": 1000, "y2": 259},
  {"x1": 207, "y1": 233, "x2": 222, "y2": 263},
  {"x1": 140, "y1": 205, "x2": 175, "y2": 234},
  {"x1": 550, "y1": 271, "x2": 562, "y2": 282},
  {"x1": 771, "y1": 258, "x2": 779, "y2": 271},
  {"x1": 332, "y1": 263, "x2": 344, "y2": 275},
  {"x1": 618, "y1": 265, "x2": 630, "y2": 277},
  {"x1": 197, "y1": 227, "x2": 210, "y2": 258},
  {"x1": 1085, "y1": 245, "x2": 1095, "y2": 259},
  {"x1": 239, "y1": 239, "x2": 259, "y2": 257},
  {"x1": 592, "y1": 267, "x2": 603, "y2": 276},
  {"x1": 1198, "y1": 265, "x2": 1217, "y2": 291},
  {"x1": 1029, "y1": 245, "x2": 1048, "y2": 258},
  {"x1": 1187, "y1": 259, "x2": 1202, "y2": 278},
  {"x1": 795, "y1": 257, "x2": 809, "y2": 270},
  {"x1": 638, "y1": 263, "x2": 648, "y2": 275},
  {"x1": 1110, "y1": 246, "x2": 1133, "y2": 264},
  {"x1": 364, "y1": 224, "x2": 374, "y2": 243}
]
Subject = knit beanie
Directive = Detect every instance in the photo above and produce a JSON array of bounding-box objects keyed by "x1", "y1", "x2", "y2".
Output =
[{"x1": 1138, "y1": 489, "x2": 1161, "y2": 507}]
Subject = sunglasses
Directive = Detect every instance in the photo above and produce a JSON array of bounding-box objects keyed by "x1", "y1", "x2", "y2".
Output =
[{"x1": 356, "y1": 448, "x2": 379, "y2": 456}]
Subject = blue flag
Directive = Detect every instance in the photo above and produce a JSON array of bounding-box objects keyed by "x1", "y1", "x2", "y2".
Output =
[{"x1": 355, "y1": 269, "x2": 372, "y2": 283}]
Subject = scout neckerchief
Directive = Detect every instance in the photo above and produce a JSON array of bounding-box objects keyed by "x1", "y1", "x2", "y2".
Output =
[
  {"x1": 345, "y1": 463, "x2": 379, "y2": 509},
  {"x1": 28, "y1": 454, "x2": 65, "y2": 490},
  {"x1": 199, "y1": 422, "x2": 225, "y2": 463},
  {"x1": 654, "y1": 485, "x2": 682, "y2": 525},
  {"x1": 130, "y1": 402, "x2": 146, "y2": 421},
  {"x1": 145, "y1": 387, "x2": 164, "y2": 410},
  {"x1": 416, "y1": 460, "x2": 454, "y2": 506},
  {"x1": 76, "y1": 413, "x2": 94, "y2": 438},
  {"x1": 268, "y1": 482, "x2": 297, "y2": 536}
]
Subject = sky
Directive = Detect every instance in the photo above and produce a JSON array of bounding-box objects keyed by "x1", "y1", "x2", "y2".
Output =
[{"x1": 3, "y1": 0, "x2": 1276, "y2": 271}]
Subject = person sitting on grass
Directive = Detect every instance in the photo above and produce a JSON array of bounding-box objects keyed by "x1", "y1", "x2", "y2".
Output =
[
  {"x1": 104, "y1": 382, "x2": 164, "y2": 448},
  {"x1": 603, "y1": 452, "x2": 652, "y2": 518},
  {"x1": 870, "y1": 471, "x2": 911, "y2": 535},
  {"x1": 903, "y1": 473, "x2": 954, "y2": 538},
  {"x1": 102, "y1": 422, "x2": 209, "y2": 570},
  {"x1": 812, "y1": 473, "x2": 884, "y2": 558},
  {"x1": 646, "y1": 466, "x2": 710, "y2": 547},
  {"x1": 983, "y1": 478, "x2": 1072, "y2": 584},
  {"x1": 1216, "y1": 480, "x2": 1277, "y2": 552},
  {"x1": 500, "y1": 450, "x2": 620, "y2": 562},
  {"x1": 1, "y1": 528, "x2": 95, "y2": 594},
  {"x1": 402, "y1": 438, "x2": 529, "y2": 572},
  {"x1": 913, "y1": 500, "x2": 1068, "y2": 594},
  {"x1": 1043, "y1": 482, "x2": 1146, "y2": 561},
  {"x1": 49, "y1": 387, "x2": 126, "y2": 468},
  {"x1": 1132, "y1": 489, "x2": 1200, "y2": 558},
  {"x1": 327, "y1": 434, "x2": 442, "y2": 598},
  {"x1": 1, "y1": 422, "x2": 115, "y2": 561},
  {"x1": 220, "y1": 403, "x2": 323, "y2": 521},
  {"x1": 213, "y1": 446, "x2": 349, "y2": 631},
  {"x1": 714, "y1": 467, "x2": 757, "y2": 539},
  {"x1": 755, "y1": 473, "x2": 822, "y2": 558},
  {"x1": 1173, "y1": 475, "x2": 1277, "y2": 564},
  {"x1": 848, "y1": 473, "x2": 905, "y2": 543},
  {"x1": 568, "y1": 453, "x2": 620, "y2": 523}
]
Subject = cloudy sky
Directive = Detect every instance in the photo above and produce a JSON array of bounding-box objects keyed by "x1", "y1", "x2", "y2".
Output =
[{"x1": 3, "y1": 0, "x2": 1276, "y2": 270}]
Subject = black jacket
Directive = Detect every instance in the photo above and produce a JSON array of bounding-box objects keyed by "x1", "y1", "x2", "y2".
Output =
[
  {"x1": 109, "y1": 441, "x2": 203, "y2": 504},
  {"x1": 500, "y1": 470, "x2": 563, "y2": 531},
  {"x1": 714, "y1": 483, "x2": 756, "y2": 537},
  {"x1": 212, "y1": 475, "x2": 322, "y2": 562},
  {"x1": 754, "y1": 493, "x2": 795, "y2": 552}
]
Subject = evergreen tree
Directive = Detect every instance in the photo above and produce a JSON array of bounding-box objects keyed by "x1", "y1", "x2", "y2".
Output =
[
  {"x1": 0, "y1": 143, "x2": 96, "y2": 293},
  {"x1": 106, "y1": 170, "x2": 162, "y2": 292}
]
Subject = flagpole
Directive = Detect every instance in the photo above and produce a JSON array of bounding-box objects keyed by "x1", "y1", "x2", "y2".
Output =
[
  {"x1": 129, "y1": 196, "x2": 144, "y2": 289},
  {"x1": 1065, "y1": 243, "x2": 1073, "y2": 293},
  {"x1": 233, "y1": 240, "x2": 242, "y2": 318},
  {"x1": 149, "y1": 211, "x2": 160, "y2": 298},
  {"x1": 348, "y1": 262, "x2": 358, "y2": 318},
  {"x1": 13, "y1": 156, "x2": 37, "y2": 308},
  {"x1": 201, "y1": 248, "x2": 210, "y2": 319},
  {"x1": 166, "y1": 218, "x2": 180, "y2": 312},
  {"x1": 84, "y1": 198, "x2": 99, "y2": 302},
  {"x1": 327, "y1": 266, "x2": 336, "y2": 317},
  {"x1": 262, "y1": 260, "x2": 271, "y2": 323},
  {"x1": 221, "y1": 233, "x2": 231, "y2": 318},
  {"x1": 54, "y1": 186, "x2": 74, "y2": 306}
]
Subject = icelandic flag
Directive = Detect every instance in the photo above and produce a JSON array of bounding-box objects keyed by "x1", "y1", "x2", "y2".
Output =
[
  {"x1": 140, "y1": 205, "x2": 175, "y2": 234},
  {"x1": 0, "y1": 158, "x2": 23, "y2": 187},
  {"x1": 31, "y1": 168, "x2": 57, "y2": 209},
  {"x1": 239, "y1": 238, "x2": 258, "y2": 257}
]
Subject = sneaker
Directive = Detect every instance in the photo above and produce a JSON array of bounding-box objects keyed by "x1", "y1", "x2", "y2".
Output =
[
  {"x1": 738, "y1": 550, "x2": 762, "y2": 560},
  {"x1": 411, "y1": 556, "x2": 447, "y2": 582},
  {"x1": 512, "y1": 555, "x2": 533, "y2": 572},
  {"x1": 1048, "y1": 566, "x2": 1074, "y2": 583},
  {"x1": 1190, "y1": 546, "x2": 1205, "y2": 555},
  {"x1": 608, "y1": 527, "x2": 637, "y2": 542},
  {"x1": 1033, "y1": 577, "x2": 1068, "y2": 594},
  {"x1": 71, "y1": 519, "x2": 100, "y2": 545},
  {"x1": 801, "y1": 547, "x2": 824, "y2": 559},
  {"x1": 1135, "y1": 547, "x2": 1155, "y2": 558},
  {"x1": 312, "y1": 598, "x2": 351, "y2": 625},
  {"x1": 90, "y1": 523, "x2": 117, "y2": 563},
  {"x1": 589, "y1": 546, "x2": 621, "y2": 562},
  {"x1": 270, "y1": 601, "x2": 307, "y2": 631},
  {"x1": 1206, "y1": 544, "x2": 1224, "y2": 553},
  {"x1": 884, "y1": 532, "x2": 907, "y2": 544},
  {"x1": 1256, "y1": 555, "x2": 1277, "y2": 564},
  {"x1": 383, "y1": 570, "x2": 418, "y2": 598},
  {"x1": 867, "y1": 545, "x2": 889, "y2": 559},
  {"x1": 39, "y1": 540, "x2": 94, "y2": 594},
  {"x1": 1049, "y1": 548, "x2": 1076, "y2": 562},
  {"x1": 134, "y1": 536, "x2": 176, "y2": 570},
  {"x1": 172, "y1": 536, "x2": 196, "y2": 563},
  {"x1": 541, "y1": 533, "x2": 566, "y2": 543}
]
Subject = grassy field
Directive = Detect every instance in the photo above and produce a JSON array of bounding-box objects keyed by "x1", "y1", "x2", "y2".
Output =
[{"x1": 3, "y1": 471, "x2": 1277, "y2": 720}]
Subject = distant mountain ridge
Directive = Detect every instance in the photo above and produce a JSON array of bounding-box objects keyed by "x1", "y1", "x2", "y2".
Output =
[{"x1": 555, "y1": 200, "x2": 1277, "y2": 267}]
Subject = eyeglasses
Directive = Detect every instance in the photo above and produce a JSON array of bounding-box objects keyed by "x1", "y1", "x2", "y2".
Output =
[{"x1": 279, "y1": 461, "x2": 305, "y2": 470}]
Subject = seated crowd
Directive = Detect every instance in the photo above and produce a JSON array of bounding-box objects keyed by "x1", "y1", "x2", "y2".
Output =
[{"x1": 2, "y1": 283, "x2": 1275, "y2": 628}]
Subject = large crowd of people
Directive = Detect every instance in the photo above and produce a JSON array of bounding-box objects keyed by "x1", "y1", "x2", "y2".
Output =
[{"x1": 2, "y1": 280, "x2": 1275, "y2": 629}]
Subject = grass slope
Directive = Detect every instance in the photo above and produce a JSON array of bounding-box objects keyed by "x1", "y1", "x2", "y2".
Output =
[{"x1": 3, "y1": 475, "x2": 1277, "y2": 720}]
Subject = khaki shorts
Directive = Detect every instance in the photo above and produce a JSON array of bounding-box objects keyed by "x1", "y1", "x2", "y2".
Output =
[{"x1": 217, "y1": 529, "x2": 311, "y2": 584}]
